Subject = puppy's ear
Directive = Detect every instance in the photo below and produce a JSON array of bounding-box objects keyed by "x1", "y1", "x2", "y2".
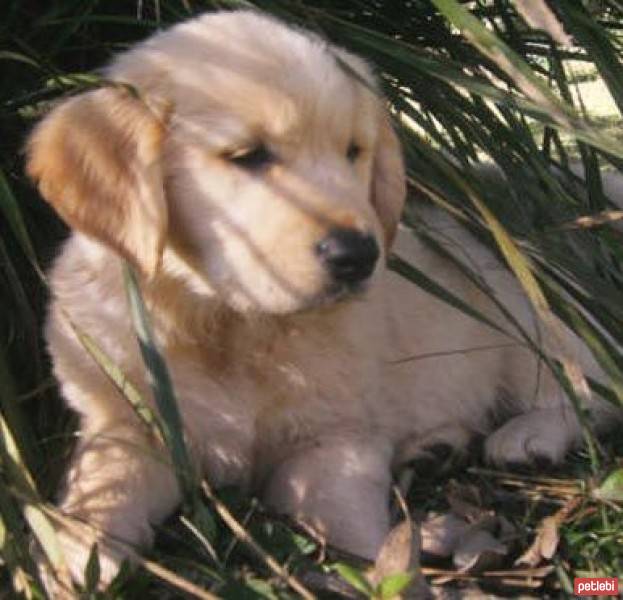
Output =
[
  {"x1": 26, "y1": 87, "x2": 170, "y2": 277},
  {"x1": 371, "y1": 112, "x2": 406, "y2": 250}
]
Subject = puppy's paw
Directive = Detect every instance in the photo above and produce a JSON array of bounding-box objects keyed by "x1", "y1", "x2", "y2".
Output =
[{"x1": 484, "y1": 411, "x2": 579, "y2": 467}]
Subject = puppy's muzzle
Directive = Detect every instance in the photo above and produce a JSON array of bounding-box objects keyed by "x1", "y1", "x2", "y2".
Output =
[{"x1": 315, "y1": 228, "x2": 380, "y2": 285}]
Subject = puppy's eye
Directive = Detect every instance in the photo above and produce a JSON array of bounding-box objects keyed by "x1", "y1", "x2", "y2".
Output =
[
  {"x1": 227, "y1": 144, "x2": 274, "y2": 170},
  {"x1": 346, "y1": 142, "x2": 361, "y2": 163}
]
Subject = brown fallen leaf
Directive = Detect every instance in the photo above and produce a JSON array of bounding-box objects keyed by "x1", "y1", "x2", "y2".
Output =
[
  {"x1": 421, "y1": 513, "x2": 471, "y2": 558},
  {"x1": 453, "y1": 528, "x2": 507, "y2": 573},
  {"x1": 422, "y1": 511, "x2": 516, "y2": 578},
  {"x1": 515, "y1": 516, "x2": 559, "y2": 568},
  {"x1": 367, "y1": 519, "x2": 431, "y2": 599},
  {"x1": 515, "y1": 497, "x2": 581, "y2": 567},
  {"x1": 421, "y1": 478, "x2": 522, "y2": 580}
]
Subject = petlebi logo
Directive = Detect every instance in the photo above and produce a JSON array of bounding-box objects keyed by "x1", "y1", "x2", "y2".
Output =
[{"x1": 574, "y1": 577, "x2": 619, "y2": 596}]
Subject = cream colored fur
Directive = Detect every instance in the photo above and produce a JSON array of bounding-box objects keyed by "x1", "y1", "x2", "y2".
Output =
[{"x1": 26, "y1": 10, "x2": 619, "y2": 587}]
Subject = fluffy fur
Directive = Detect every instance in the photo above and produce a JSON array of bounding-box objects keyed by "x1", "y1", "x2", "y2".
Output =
[{"x1": 26, "y1": 10, "x2": 619, "y2": 585}]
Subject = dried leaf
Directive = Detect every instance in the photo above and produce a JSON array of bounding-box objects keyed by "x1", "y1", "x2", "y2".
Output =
[
  {"x1": 367, "y1": 520, "x2": 429, "y2": 598},
  {"x1": 371, "y1": 520, "x2": 419, "y2": 583},
  {"x1": 514, "y1": 516, "x2": 559, "y2": 568},
  {"x1": 453, "y1": 529, "x2": 507, "y2": 573},
  {"x1": 423, "y1": 482, "x2": 516, "y2": 570},
  {"x1": 515, "y1": 498, "x2": 580, "y2": 567},
  {"x1": 421, "y1": 513, "x2": 470, "y2": 557}
]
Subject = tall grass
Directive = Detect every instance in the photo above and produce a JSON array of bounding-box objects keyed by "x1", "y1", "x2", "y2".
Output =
[{"x1": 1, "y1": 0, "x2": 622, "y2": 597}]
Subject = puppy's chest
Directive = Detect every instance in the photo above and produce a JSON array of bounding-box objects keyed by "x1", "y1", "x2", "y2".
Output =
[{"x1": 167, "y1": 321, "x2": 379, "y2": 417}]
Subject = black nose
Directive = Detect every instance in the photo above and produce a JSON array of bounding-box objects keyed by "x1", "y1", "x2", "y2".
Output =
[{"x1": 315, "y1": 228, "x2": 380, "y2": 285}]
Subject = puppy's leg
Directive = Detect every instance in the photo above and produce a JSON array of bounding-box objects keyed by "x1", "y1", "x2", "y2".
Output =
[
  {"x1": 51, "y1": 422, "x2": 179, "y2": 586},
  {"x1": 262, "y1": 438, "x2": 393, "y2": 559},
  {"x1": 484, "y1": 407, "x2": 582, "y2": 466}
]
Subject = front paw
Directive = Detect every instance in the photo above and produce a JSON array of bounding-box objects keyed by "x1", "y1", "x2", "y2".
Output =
[{"x1": 484, "y1": 411, "x2": 578, "y2": 467}]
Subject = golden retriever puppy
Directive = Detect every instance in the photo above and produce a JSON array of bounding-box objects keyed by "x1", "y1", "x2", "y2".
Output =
[{"x1": 26, "y1": 9, "x2": 618, "y2": 586}]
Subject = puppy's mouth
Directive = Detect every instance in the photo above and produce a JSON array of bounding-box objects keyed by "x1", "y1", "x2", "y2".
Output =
[
  {"x1": 278, "y1": 279, "x2": 369, "y2": 316},
  {"x1": 317, "y1": 280, "x2": 369, "y2": 306}
]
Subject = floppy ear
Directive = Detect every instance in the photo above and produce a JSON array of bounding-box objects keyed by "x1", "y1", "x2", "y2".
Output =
[
  {"x1": 26, "y1": 87, "x2": 170, "y2": 277},
  {"x1": 371, "y1": 112, "x2": 406, "y2": 250}
]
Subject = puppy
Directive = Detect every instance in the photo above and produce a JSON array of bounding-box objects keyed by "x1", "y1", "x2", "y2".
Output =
[{"x1": 26, "y1": 9, "x2": 619, "y2": 586}]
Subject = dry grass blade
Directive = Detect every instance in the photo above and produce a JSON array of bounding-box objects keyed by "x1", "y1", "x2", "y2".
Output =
[
  {"x1": 556, "y1": 210, "x2": 623, "y2": 230},
  {"x1": 0, "y1": 414, "x2": 71, "y2": 593},
  {"x1": 63, "y1": 312, "x2": 164, "y2": 444},
  {"x1": 446, "y1": 172, "x2": 601, "y2": 470},
  {"x1": 513, "y1": 0, "x2": 572, "y2": 46},
  {"x1": 201, "y1": 481, "x2": 316, "y2": 600},
  {"x1": 141, "y1": 559, "x2": 221, "y2": 600},
  {"x1": 469, "y1": 467, "x2": 583, "y2": 497},
  {"x1": 39, "y1": 506, "x2": 220, "y2": 600},
  {"x1": 424, "y1": 565, "x2": 554, "y2": 588}
]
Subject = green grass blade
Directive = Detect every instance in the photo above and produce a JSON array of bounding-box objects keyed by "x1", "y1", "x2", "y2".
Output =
[
  {"x1": 0, "y1": 50, "x2": 41, "y2": 68},
  {"x1": 0, "y1": 347, "x2": 38, "y2": 474},
  {"x1": 430, "y1": 0, "x2": 623, "y2": 158},
  {"x1": 123, "y1": 264, "x2": 216, "y2": 539},
  {"x1": 560, "y1": 3, "x2": 623, "y2": 116},
  {"x1": 388, "y1": 254, "x2": 510, "y2": 338},
  {"x1": 123, "y1": 265, "x2": 193, "y2": 492},
  {"x1": 0, "y1": 168, "x2": 42, "y2": 277}
]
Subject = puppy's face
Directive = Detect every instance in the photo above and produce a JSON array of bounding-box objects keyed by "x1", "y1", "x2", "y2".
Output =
[
  {"x1": 26, "y1": 11, "x2": 406, "y2": 314},
  {"x1": 163, "y1": 34, "x2": 386, "y2": 313}
]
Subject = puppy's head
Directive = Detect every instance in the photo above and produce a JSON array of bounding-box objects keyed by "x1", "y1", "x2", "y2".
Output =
[{"x1": 26, "y1": 11, "x2": 405, "y2": 314}]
